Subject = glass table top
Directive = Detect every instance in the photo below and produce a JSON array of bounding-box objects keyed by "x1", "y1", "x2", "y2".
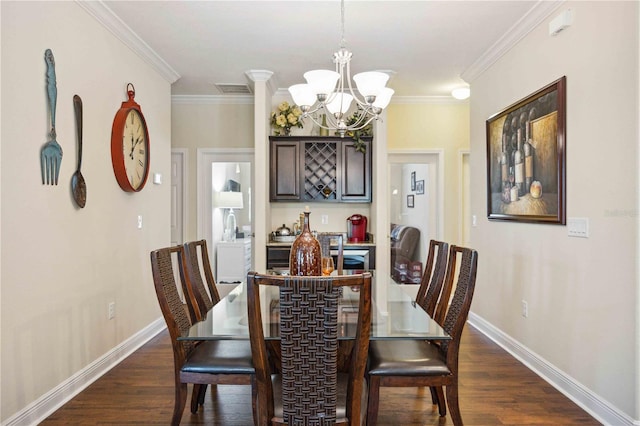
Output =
[{"x1": 180, "y1": 272, "x2": 450, "y2": 342}]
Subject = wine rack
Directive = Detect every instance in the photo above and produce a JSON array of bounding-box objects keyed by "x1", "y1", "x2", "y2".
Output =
[{"x1": 304, "y1": 142, "x2": 337, "y2": 201}]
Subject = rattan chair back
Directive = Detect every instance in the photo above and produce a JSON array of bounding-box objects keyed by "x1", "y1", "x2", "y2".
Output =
[
  {"x1": 150, "y1": 245, "x2": 197, "y2": 362},
  {"x1": 247, "y1": 272, "x2": 371, "y2": 425}
]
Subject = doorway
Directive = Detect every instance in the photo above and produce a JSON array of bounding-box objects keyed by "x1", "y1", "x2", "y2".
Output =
[
  {"x1": 197, "y1": 149, "x2": 254, "y2": 292},
  {"x1": 387, "y1": 151, "x2": 444, "y2": 289}
]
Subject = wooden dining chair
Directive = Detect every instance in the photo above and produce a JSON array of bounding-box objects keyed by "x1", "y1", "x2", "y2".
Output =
[
  {"x1": 317, "y1": 232, "x2": 345, "y2": 273},
  {"x1": 366, "y1": 245, "x2": 478, "y2": 426},
  {"x1": 150, "y1": 245, "x2": 256, "y2": 425},
  {"x1": 182, "y1": 239, "x2": 220, "y2": 321},
  {"x1": 415, "y1": 239, "x2": 449, "y2": 317},
  {"x1": 246, "y1": 271, "x2": 372, "y2": 425}
]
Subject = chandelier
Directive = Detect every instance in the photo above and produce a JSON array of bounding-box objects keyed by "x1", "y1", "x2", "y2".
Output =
[{"x1": 288, "y1": 0, "x2": 394, "y2": 138}]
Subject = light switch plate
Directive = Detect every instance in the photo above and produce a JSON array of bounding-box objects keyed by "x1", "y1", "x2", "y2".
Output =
[{"x1": 567, "y1": 217, "x2": 588, "y2": 238}]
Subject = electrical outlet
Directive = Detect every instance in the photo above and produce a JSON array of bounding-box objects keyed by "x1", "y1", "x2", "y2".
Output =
[
  {"x1": 521, "y1": 300, "x2": 528, "y2": 318},
  {"x1": 108, "y1": 302, "x2": 115, "y2": 320}
]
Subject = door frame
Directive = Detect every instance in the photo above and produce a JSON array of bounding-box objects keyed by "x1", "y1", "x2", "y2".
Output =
[
  {"x1": 458, "y1": 150, "x2": 471, "y2": 246},
  {"x1": 171, "y1": 148, "x2": 188, "y2": 246}
]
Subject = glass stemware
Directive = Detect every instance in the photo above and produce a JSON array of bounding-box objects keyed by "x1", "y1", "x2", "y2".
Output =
[{"x1": 321, "y1": 257, "x2": 335, "y2": 276}]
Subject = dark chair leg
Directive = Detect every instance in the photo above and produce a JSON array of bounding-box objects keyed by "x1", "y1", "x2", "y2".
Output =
[
  {"x1": 429, "y1": 386, "x2": 438, "y2": 404},
  {"x1": 190, "y1": 384, "x2": 200, "y2": 413},
  {"x1": 445, "y1": 384, "x2": 462, "y2": 426},
  {"x1": 198, "y1": 384, "x2": 208, "y2": 405},
  {"x1": 366, "y1": 376, "x2": 381, "y2": 426},
  {"x1": 172, "y1": 382, "x2": 188, "y2": 426},
  {"x1": 190, "y1": 384, "x2": 208, "y2": 413},
  {"x1": 251, "y1": 376, "x2": 258, "y2": 426},
  {"x1": 435, "y1": 386, "x2": 446, "y2": 417}
]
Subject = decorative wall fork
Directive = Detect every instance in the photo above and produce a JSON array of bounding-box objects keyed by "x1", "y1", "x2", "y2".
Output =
[{"x1": 41, "y1": 49, "x2": 63, "y2": 185}]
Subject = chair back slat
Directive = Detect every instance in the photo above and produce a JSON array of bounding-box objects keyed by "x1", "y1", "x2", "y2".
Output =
[
  {"x1": 415, "y1": 240, "x2": 449, "y2": 316},
  {"x1": 317, "y1": 233, "x2": 344, "y2": 274},
  {"x1": 280, "y1": 276, "x2": 339, "y2": 424},
  {"x1": 183, "y1": 240, "x2": 218, "y2": 321}
]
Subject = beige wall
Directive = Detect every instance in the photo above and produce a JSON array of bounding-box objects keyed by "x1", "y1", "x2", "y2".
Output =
[
  {"x1": 173, "y1": 97, "x2": 469, "y2": 248},
  {"x1": 387, "y1": 101, "x2": 470, "y2": 243},
  {"x1": 171, "y1": 101, "x2": 254, "y2": 241},
  {"x1": 1, "y1": 1, "x2": 171, "y2": 420},
  {"x1": 469, "y1": 1, "x2": 638, "y2": 419}
]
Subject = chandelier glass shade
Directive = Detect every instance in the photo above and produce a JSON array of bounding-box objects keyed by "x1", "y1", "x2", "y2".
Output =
[{"x1": 288, "y1": 0, "x2": 394, "y2": 137}]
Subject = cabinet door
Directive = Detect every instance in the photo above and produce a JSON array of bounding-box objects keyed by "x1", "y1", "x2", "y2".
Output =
[
  {"x1": 270, "y1": 140, "x2": 300, "y2": 201},
  {"x1": 341, "y1": 140, "x2": 371, "y2": 202}
]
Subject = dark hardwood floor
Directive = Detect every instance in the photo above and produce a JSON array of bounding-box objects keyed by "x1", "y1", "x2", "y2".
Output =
[{"x1": 42, "y1": 325, "x2": 600, "y2": 425}]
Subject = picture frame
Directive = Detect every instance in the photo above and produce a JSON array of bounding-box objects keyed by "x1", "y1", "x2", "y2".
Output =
[
  {"x1": 486, "y1": 76, "x2": 566, "y2": 224},
  {"x1": 407, "y1": 194, "x2": 414, "y2": 208},
  {"x1": 410, "y1": 171, "x2": 416, "y2": 191},
  {"x1": 416, "y1": 180, "x2": 424, "y2": 195}
]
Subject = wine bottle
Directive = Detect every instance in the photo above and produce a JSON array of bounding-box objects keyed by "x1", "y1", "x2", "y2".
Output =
[
  {"x1": 500, "y1": 133, "x2": 509, "y2": 190},
  {"x1": 514, "y1": 128, "x2": 524, "y2": 196},
  {"x1": 524, "y1": 121, "x2": 533, "y2": 192}
]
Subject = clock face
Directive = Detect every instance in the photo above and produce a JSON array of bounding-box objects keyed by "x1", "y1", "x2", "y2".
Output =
[{"x1": 122, "y1": 109, "x2": 149, "y2": 190}]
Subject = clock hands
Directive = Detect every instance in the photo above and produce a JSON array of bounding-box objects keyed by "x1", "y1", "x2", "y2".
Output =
[{"x1": 129, "y1": 135, "x2": 143, "y2": 160}]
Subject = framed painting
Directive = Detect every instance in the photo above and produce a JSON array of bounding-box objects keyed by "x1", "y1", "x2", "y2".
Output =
[
  {"x1": 416, "y1": 180, "x2": 424, "y2": 195},
  {"x1": 486, "y1": 76, "x2": 566, "y2": 224},
  {"x1": 410, "y1": 171, "x2": 416, "y2": 191},
  {"x1": 407, "y1": 194, "x2": 414, "y2": 208}
]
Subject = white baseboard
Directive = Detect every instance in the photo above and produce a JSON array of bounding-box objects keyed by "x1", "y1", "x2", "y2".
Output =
[
  {"x1": 467, "y1": 312, "x2": 638, "y2": 426},
  {"x1": 3, "y1": 318, "x2": 166, "y2": 426}
]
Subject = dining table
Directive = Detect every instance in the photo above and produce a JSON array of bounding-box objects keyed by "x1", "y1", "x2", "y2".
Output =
[{"x1": 179, "y1": 270, "x2": 450, "y2": 343}]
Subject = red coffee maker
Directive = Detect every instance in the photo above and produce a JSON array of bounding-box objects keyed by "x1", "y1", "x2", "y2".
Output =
[{"x1": 346, "y1": 214, "x2": 367, "y2": 243}]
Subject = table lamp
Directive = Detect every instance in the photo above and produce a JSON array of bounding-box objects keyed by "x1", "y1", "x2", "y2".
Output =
[{"x1": 214, "y1": 191, "x2": 244, "y2": 241}]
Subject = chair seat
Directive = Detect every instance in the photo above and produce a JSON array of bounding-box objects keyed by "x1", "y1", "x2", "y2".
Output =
[
  {"x1": 368, "y1": 340, "x2": 450, "y2": 376},
  {"x1": 273, "y1": 373, "x2": 367, "y2": 420},
  {"x1": 182, "y1": 340, "x2": 254, "y2": 375}
]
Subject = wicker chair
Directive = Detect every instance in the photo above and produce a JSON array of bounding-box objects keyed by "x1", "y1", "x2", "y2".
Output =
[
  {"x1": 150, "y1": 245, "x2": 256, "y2": 425},
  {"x1": 247, "y1": 272, "x2": 372, "y2": 425},
  {"x1": 182, "y1": 240, "x2": 220, "y2": 321},
  {"x1": 316, "y1": 232, "x2": 345, "y2": 274},
  {"x1": 366, "y1": 246, "x2": 478, "y2": 426}
]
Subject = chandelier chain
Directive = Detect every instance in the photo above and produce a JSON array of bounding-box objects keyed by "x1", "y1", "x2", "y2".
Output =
[{"x1": 340, "y1": 0, "x2": 346, "y2": 49}]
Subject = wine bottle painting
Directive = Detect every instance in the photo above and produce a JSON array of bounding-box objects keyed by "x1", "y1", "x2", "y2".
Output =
[{"x1": 486, "y1": 76, "x2": 566, "y2": 225}]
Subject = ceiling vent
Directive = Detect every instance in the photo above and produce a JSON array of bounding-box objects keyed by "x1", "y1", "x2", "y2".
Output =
[{"x1": 215, "y1": 83, "x2": 253, "y2": 95}]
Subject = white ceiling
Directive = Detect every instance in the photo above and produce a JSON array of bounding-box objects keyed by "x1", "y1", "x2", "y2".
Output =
[{"x1": 97, "y1": 0, "x2": 561, "y2": 98}]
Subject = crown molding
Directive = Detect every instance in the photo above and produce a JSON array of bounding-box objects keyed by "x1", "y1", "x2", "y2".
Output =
[
  {"x1": 392, "y1": 96, "x2": 466, "y2": 105},
  {"x1": 461, "y1": 0, "x2": 565, "y2": 83},
  {"x1": 172, "y1": 95, "x2": 254, "y2": 105},
  {"x1": 75, "y1": 0, "x2": 180, "y2": 84}
]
